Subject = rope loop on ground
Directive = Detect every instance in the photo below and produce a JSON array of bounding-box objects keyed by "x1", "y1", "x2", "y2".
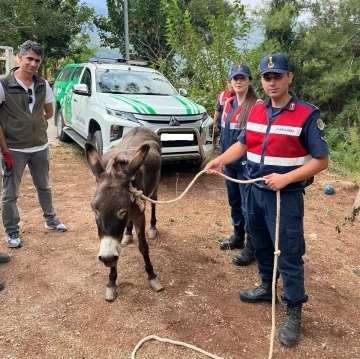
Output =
[
  {"x1": 131, "y1": 335, "x2": 224, "y2": 359},
  {"x1": 129, "y1": 169, "x2": 281, "y2": 359}
]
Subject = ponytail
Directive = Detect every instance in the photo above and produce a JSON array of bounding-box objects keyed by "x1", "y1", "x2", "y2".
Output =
[{"x1": 237, "y1": 86, "x2": 258, "y2": 129}]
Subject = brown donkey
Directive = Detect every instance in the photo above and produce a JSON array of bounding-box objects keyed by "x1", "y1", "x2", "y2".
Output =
[{"x1": 85, "y1": 127, "x2": 163, "y2": 301}]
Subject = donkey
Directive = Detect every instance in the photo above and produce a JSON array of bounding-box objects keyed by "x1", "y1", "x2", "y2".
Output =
[{"x1": 85, "y1": 127, "x2": 163, "y2": 301}]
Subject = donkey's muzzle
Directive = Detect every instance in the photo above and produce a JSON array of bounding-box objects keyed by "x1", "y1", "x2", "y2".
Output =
[{"x1": 98, "y1": 237, "x2": 121, "y2": 267}]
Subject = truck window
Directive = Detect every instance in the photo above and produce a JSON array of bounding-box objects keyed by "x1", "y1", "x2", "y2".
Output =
[
  {"x1": 58, "y1": 68, "x2": 74, "y2": 82},
  {"x1": 80, "y1": 68, "x2": 92, "y2": 93},
  {"x1": 71, "y1": 66, "x2": 83, "y2": 85}
]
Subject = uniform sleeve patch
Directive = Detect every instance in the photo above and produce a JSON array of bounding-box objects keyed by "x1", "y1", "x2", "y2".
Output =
[{"x1": 316, "y1": 118, "x2": 325, "y2": 130}]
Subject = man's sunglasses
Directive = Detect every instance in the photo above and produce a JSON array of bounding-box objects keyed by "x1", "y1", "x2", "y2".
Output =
[{"x1": 28, "y1": 88, "x2": 33, "y2": 104}]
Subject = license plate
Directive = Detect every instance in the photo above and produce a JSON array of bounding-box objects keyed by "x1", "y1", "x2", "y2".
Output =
[{"x1": 161, "y1": 133, "x2": 194, "y2": 141}]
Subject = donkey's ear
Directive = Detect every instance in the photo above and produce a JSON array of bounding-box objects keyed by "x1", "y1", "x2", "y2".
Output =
[
  {"x1": 85, "y1": 142, "x2": 106, "y2": 178},
  {"x1": 123, "y1": 144, "x2": 150, "y2": 180}
]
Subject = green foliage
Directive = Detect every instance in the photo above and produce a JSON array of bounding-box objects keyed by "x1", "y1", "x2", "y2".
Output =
[
  {"x1": 326, "y1": 124, "x2": 360, "y2": 178},
  {"x1": 160, "y1": 0, "x2": 250, "y2": 114},
  {"x1": 94, "y1": 0, "x2": 170, "y2": 62},
  {"x1": 0, "y1": 0, "x2": 95, "y2": 78},
  {"x1": 297, "y1": 0, "x2": 360, "y2": 127},
  {"x1": 93, "y1": 0, "x2": 127, "y2": 54},
  {"x1": 253, "y1": 0, "x2": 360, "y2": 176}
]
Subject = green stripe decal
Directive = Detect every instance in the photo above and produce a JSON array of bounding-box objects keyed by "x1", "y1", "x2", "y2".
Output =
[
  {"x1": 185, "y1": 98, "x2": 201, "y2": 114},
  {"x1": 127, "y1": 97, "x2": 156, "y2": 114},
  {"x1": 110, "y1": 95, "x2": 156, "y2": 114},
  {"x1": 172, "y1": 96, "x2": 193, "y2": 114},
  {"x1": 110, "y1": 95, "x2": 142, "y2": 113},
  {"x1": 116, "y1": 95, "x2": 156, "y2": 114},
  {"x1": 183, "y1": 97, "x2": 197, "y2": 114}
]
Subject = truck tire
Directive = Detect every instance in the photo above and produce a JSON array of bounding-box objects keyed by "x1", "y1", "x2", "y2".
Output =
[
  {"x1": 92, "y1": 130, "x2": 103, "y2": 155},
  {"x1": 56, "y1": 109, "x2": 71, "y2": 142}
]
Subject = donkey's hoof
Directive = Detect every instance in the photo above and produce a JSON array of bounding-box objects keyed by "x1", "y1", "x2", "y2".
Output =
[
  {"x1": 121, "y1": 234, "x2": 133, "y2": 246},
  {"x1": 148, "y1": 228, "x2": 157, "y2": 239},
  {"x1": 149, "y1": 278, "x2": 163, "y2": 292},
  {"x1": 105, "y1": 286, "x2": 117, "y2": 301}
]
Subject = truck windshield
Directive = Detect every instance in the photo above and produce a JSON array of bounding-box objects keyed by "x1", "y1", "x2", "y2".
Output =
[{"x1": 95, "y1": 69, "x2": 178, "y2": 96}]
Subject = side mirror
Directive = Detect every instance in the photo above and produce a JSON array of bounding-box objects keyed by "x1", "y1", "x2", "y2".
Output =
[
  {"x1": 73, "y1": 84, "x2": 90, "y2": 96},
  {"x1": 179, "y1": 88, "x2": 188, "y2": 97}
]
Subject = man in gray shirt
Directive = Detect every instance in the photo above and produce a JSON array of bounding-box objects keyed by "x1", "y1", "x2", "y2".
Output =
[{"x1": 0, "y1": 40, "x2": 67, "y2": 249}]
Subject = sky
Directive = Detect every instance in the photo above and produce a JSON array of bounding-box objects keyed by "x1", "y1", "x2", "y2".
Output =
[{"x1": 240, "y1": 0, "x2": 262, "y2": 6}]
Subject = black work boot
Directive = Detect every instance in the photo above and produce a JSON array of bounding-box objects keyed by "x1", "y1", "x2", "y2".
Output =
[
  {"x1": 239, "y1": 280, "x2": 274, "y2": 303},
  {"x1": 219, "y1": 226, "x2": 245, "y2": 250},
  {"x1": 232, "y1": 235, "x2": 255, "y2": 266},
  {"x1": 278, "y1": 304, "x2": 302, "y2": 347}
]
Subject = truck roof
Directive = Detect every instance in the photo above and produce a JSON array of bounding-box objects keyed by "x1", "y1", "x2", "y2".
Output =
[{"x1": 72, "y1": 62, "x2": 159, "y2": 74}]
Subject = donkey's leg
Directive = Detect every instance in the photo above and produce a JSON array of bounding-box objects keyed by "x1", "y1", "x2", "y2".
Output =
[
  {"x1": 148, "y1": 200, "x2": 157, "y2": 239},
  {"x1": 135, "y1": 215, "x2": 163, "y2": 292},
  {"x1": 105, "y1": 265, "x2": 118, "y2": 301},
  {"x1": 122, "y1": 220, "x2": 134, "y2": 246}
]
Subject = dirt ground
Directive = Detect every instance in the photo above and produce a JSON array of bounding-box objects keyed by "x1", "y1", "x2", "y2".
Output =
[{"x1": 0, "y1": 136, "x2": 359, "y2": 359}]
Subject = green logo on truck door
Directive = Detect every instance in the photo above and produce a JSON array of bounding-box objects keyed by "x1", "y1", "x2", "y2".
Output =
[{"x1": 64, "y1": 75, "x2": 80, "y2": 123}]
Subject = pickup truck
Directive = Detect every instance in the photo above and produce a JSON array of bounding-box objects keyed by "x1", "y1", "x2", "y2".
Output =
[{"x1": 52, "y1": 59, "x2": 214, "y2": 167}]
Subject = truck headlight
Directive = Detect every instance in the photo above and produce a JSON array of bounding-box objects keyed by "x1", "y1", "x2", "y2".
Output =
[
  {"x1": 106, "y1": 108, "x2": 139, "y2": 123},
  {"x1": 200, "y1": 113, "x2": 214, "y2": 143},
  {"x1": 200, "y1": 112, "x2": 210, "y2": 127}
]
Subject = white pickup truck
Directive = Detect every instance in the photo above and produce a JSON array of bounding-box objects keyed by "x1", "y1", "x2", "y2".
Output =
[
  {"x1": 0, "y1": 46, "x2": 14, "y2": 75},
  {"x1": 52, "y1": 59, "x2": 214, "y2": 167}
]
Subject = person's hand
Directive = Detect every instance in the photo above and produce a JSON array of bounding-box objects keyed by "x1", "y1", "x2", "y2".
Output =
[
  {"x1": 2, "y1": 152, "x2": 14, "y2": 168},
  {"x1": 214, "y1": 124, "x2": 219, "y2": 133},
  {"x1": 205, "y1": 158, "x2": 223, "y2": 175},
  {"x1": 264, "y1": 173, "x2": 290, "y2": 191},
  {"x1": 2, "y1": 152, "x2": 14, "y2": 177}
]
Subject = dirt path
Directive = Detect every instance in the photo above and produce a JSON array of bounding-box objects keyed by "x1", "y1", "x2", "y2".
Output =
[{"x1": 0, "y1": 139, "x2": 359, "y2": 359}]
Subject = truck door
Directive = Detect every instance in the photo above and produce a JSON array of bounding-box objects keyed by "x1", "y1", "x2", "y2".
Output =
[
  {"x1": 63, "y1": 66, "x2": 83, "y2": 125},
  {"x1": 71, "y1": 67, "x2": 92, "y2": 137}
]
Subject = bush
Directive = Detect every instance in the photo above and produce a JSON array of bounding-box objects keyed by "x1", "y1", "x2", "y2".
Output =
[{"x1": 326, "y1": 124, "x2": 360, "y2": 179}]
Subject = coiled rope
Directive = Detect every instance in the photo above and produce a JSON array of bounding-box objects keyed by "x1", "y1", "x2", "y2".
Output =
[
  {"x1": 130, "y1": 169, "x2": 281, "y2": 359},
  {"x1": 131, "y1": 335, "x2": 223, "y2": 359}
]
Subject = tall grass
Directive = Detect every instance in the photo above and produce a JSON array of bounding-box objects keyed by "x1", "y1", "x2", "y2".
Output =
[{"x1": 326, "y1": 124, "x2": 360, "y2": 181}]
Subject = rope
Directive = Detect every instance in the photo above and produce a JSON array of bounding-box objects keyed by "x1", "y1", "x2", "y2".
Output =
[
  {"x1": 131, "y1": 335, "x2": 224, "y2": 359},
  {"x1": 269, "y1": 191, "x2": 281, "y2": 359},
  {"x1": 129, "y1": 169, "x2": 266, "y2": 206},
  {"x1": 129, "y1": 169, "x2": 281, "y2": 359}
]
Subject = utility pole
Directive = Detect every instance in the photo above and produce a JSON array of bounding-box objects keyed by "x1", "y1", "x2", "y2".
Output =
[{"x1": 124, "y1": 0, "x2": 129, "y2": 60}]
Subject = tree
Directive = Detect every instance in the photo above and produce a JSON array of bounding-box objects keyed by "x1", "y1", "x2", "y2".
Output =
[
  {"x1": 251, "y1": 0, "x2": 360, "y2": 126},
  {"x1": 298, "y1": 0, "x2": 360, "y2": 126},
  {"x1": 0, "y1": 0, "x2": 95, "y2": 78},
  {"x1": 160, "y1": 0, "x2": 250, "y2": 113},
  {"x1": 94, "y1": 0, "x2": 237, "y2": 65},
  {"x1": 251, "y1": 0, "x2": 360, "y2": 176},
  {"x1": 94, "y1": 0, "x2": 170, "y2": 62}
]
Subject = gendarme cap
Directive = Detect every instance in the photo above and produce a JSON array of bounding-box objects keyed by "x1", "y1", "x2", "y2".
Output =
[
  {"x1": 228, "y1": 64, "x2": 252, "y2": 80},
  {"x1": 260, "y1": 53, "x2": 290, "y2": 75}
]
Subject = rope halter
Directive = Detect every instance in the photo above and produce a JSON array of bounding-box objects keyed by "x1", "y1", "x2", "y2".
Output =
[{"x1": 128, "y1": 183, "x2": 146, "y2": 212}]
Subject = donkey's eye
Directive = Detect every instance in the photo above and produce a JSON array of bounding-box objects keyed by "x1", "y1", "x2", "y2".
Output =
[{"x1": 117, "y1": 209, "x2": 127, "y2": 219}]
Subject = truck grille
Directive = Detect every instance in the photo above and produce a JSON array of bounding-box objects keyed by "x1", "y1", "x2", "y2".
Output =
[{"x1": 135, "y1": 113, "x2": 202, "y2": 127}]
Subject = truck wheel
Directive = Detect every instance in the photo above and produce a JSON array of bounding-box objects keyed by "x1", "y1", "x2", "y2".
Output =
[
  {"x1": 56, "y1": 110, "x2": 71, "y2": 142},
  {"x1": 92, "y1": 130, "x2": 103, "y2": 155}
]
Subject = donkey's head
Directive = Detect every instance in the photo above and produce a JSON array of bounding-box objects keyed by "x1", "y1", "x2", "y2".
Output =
[{"x1": 85, "y1": 142, "x2": 150, "y2": 267}]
